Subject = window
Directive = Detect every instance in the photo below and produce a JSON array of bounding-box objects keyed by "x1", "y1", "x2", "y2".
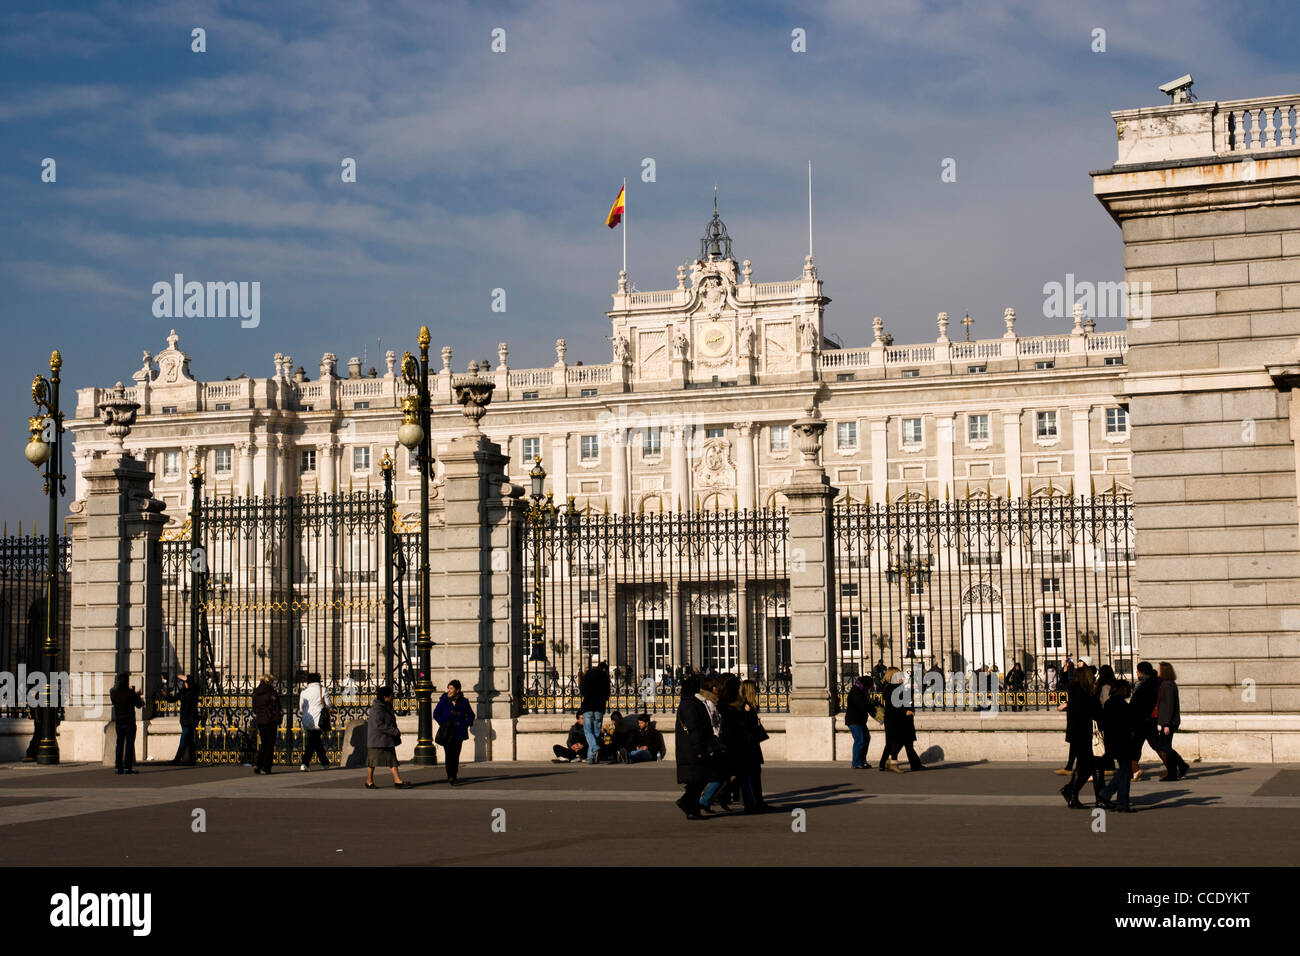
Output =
[
  {"x1": 522, "y1": 390, "x2": 539, "y2": 400},
  {"x1": 163, "y1": 451, "x2": 180, "y2": 477},
  {"x1": 836, "y1": 372, "x2": 855, "y2": 382},
  {"x1": 1110, "y1": 611, "x2": 1134, "y2": 654},
  {"x1": 353, "y1": 447, "x2": 370, "y2": 471},
  {"x1": 1042, "y1": 612, "x2": 1064, "y2": 650},
  {"x1": 705, "y1": 427, "x2": 725, "y2": 439},
  {"x1": 210, "y1": 625, "x2": 227, "y2": 669},
  {"x1": 295, "y1": 627, "x2": 309, "y2": 668},
  {"x1": 646, "y1": 619, "x2": 671, "y2": 675},
  {"x1": 902, "y1": 418, "x2": 923, "y2": 445},
  {"x1": 1106, "y1": 406, "x2": 1128, "y2": 435},
  {"x1": 580, "y1": 388, "x2": 597, "y2": 398},
  {"x1": 214, "y1": 449, "x2": 232, "y2": 475},
  {"x1": 579, "y1": 588, "x2": 599, "y2": 605},
  {"x1": 355, "y1": 401, "x2": 370, "y2": 410},
  {"x1": 643, "y1": 428, "x2": 661, "y2": 456},
  {"x1": 300, "y1": 449, "x2": 316, "y2": 473},
  {"x1": 1035, "y1": 360, "x2": 1055, "y2": 371},
  {"x1": 967, "y1": 364, "x2": 987, "y2": 374},
  {"x1": 1041, "y1": 576, "x2": 1061, "y2": 594},
  {"x1": 907, "y1": 615, "x2": 927, "y2": 655},
  {"x1": 909, "y1": 577, "x2": 925, "y2": 596},
  {"x1": 839, "y1": 581, "x2": 859, "y2": 599},
  {"x1": 408, "y1": 449, "x2": 420, "y2": 471},
  {"x1": 1104, "y1": 356, "x2": 1124, "y2": 366},
  {"x1": 299, "y1": 404, "x2": 314, "y2": 412},
  {"x1": 579, "y1": 621, "x2": 601, "y2": 659},
  {"x1": 1036, "y1": 411, "x2": 1058, "y2": 439},
  {"x1": 214, "y1": 403, "x2": 231, "y2": 411},
  {"x1": 837, "y1": 421, "x2": 857, "y2": 450},
  {"x1": 968, "y1": 414, "x2": 989, "y2": 442},
  {"x1": 580, "y1": 434, "x2": 599, "y2": 461},
  {"x1": 769, "y1": 425, "x2": 789, "y2": 452},
  {"x1": 901, "y1": 369, "x2": 920, "y2": 379},
  {"x1": 349, "y1": 624, "x2": 370, "y2": 664},
  {"x1": 773, "y1": 617, "x2": 791, "y2": 674},
  {"x1": 839, "y1": 616, "x2": 862, "y2": 655},
  {"x1": 522, "y1": 437, "x2": 541, "y2": 463}
]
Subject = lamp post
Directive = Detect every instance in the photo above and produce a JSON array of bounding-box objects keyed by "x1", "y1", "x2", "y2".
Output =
[
  {"x1": 887, "y1": 540, "x2": 932, "y2": 659},
  {"x1": 397, "y1": 327, "x2": 436, "y2": 765},
  {"x1": 524, "y1": 458, "x2": 554, "y2": 664},
  {"x1": 25, "y1": 351, "x2": 65, "y2": 764}
]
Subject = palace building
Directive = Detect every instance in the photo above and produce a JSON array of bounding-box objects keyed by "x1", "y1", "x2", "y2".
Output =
[{"x1": 68, "y1": 207, "x2": 1131, "y2": 522}]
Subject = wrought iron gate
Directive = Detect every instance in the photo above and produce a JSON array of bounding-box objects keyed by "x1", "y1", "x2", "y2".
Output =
[
  {"x1": 0, "y1": 532, "x2": 70, "y2": 719},
  {"x1": 158, "y1": 463, "x2": 421, "y2": 764}
]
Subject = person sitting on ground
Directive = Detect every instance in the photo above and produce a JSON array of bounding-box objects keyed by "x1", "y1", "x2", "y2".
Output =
[
  {"x1": 553, "y1": 710, "x2": 588, "y2": 762},
  {"x1": 596, "y1": 714, "x2": 622, "y2": 763},
  {"x1": 624, "y1": 714, "x2": 666, "y2": 763}
]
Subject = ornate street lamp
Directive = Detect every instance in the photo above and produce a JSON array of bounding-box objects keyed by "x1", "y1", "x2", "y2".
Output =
[
  {"x1": 398, "y1": 327, "x2": 436, "y2": 765},
  {"x1": 27, "y1": 351, "x2": 66, "y2": 764},
  {"x1": 524, "y1": 458, "x2": 554, "y2": 663}
]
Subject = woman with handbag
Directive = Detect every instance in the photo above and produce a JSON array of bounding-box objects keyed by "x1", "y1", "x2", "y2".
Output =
[
  {"x1": 735, "y1": 679, "x2": 770, "y2": 813},
  {"x1": 433, "y1": 679, "x2": 475, "y2": 786},
  {"x1": 365, "y1": 686, "x2": 410, "y2": 789},
  {"x1": 298, "y1": 672, "x2": 332, "y2": 771}
]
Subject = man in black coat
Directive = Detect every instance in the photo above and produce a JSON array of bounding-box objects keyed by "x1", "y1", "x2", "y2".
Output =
[
  {"x1": 1097, "y1": 681, "x2": 1137, "y2": 812},
  {"x1": 626, "y1": 714, "x2": 665, "y2": 763},
  {"x1": 162, "y1": 673, "x2": 201, "y2": 765},
  {"x1": 251, "y1": 675, "x2": 283, "y2": 775},
  {"x1": 878, "y1": 671, "x2": 925, "y2": 772},
  {"x1": 1128, "y1": 661, "x2": 1161, "y2": 781},
  {"x1": 552, "y1": 711, "x2": 588, "y2": 762},
  {"x1": 109, "y1": 673, "x2": 144, "y2": 774},
  {"x1": 674, "y1": 677, "x2": 713, "y2": 819},
  {"x1": 578, "y1": 662, "x2": 611, "y2": 766}
]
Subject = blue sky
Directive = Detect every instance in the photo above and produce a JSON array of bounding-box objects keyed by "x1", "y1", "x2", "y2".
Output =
[{"x1": 1, "y1": 0, "x2": 1297, "y2": 527}]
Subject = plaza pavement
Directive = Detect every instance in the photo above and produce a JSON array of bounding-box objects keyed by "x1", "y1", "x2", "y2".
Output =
[{"x1": 0, "y1": 759, "x2": 1296, "y2": 866}]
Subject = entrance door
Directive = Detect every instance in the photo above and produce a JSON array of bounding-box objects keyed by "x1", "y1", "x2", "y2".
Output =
[
  {"x1": 700, "y1": 615, "x2": 738, "y2": 673},
  {"x1": 961, "y1": 613, "x2": 1005, "y2": 672}
]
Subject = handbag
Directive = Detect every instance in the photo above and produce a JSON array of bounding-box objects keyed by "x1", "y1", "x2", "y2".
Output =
[
  {"x1": 318, "y1": 705, "x2": 332, "y2": 734},
  {"x1": 435, "y1": 721, "x2": 454, "y2": 746}
]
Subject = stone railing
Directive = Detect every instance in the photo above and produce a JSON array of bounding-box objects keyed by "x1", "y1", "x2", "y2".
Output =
[
  {"x1": 509, "y1": 369, "x2": 553, "y2": 388},
  {"x1": 1017, "y1": 336, "x2": 1072, "y2": 356},
  {"x1": 337, "y1": 379, "x2": 385, "y2": 397},
  {"x1": 886, "y1": 344, "x2": 935, "y2": 364},
  {"x1": 1216, "y1": 95, "x2": 1299, "y2": 153},
  {"x1": 566, "y1": 364, "x2": 614, "y2": 384},
  {"x1": 203, "y1": 382, "x2": 243, "y2": 400},
  {"x1": 1114, "y1": 92, "x2": 1300, "y2": 166},
  {"x1": 749, "y1": 280, "x2": 804, "y2": 297},
  {"x1": 626, "y1": 290, "x2": 679, "y2": 306},
  {"x1": 817, "y1": 331, "x2": 1126, "y2": 374}
]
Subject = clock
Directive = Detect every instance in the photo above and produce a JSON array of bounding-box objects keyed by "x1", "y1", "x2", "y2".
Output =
[{"x1": 699, "y1": 322, "x2": 732, "y2": 359}]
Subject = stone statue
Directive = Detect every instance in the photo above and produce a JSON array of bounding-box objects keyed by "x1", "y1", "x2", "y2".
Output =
[
  {"x1": 610, "y1": 333, "x2": 630, "y2": 365},
  {"x1": 555, "y1": 338, "x2": 567, "y2": 366},
  {"x1": 738, "y1": 319, "x2": 754, "y2": 358},
  {"x1": 673, "y1": 330, "x2": 690, "y2": 359},
  {"x1": 801, "y1": 318, "x2": 819, "y2": 352}
]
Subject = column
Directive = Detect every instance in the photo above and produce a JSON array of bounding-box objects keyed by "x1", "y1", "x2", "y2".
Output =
[
  {"x1": 237, "y1": 440, "x2": 254, "y2": 496},
  {"x1": 870, "y1": 418, "x2": 888, "y2": 504},
  {"x1": 1002, "y1": 409, "x2": 1023, "y2": 499},
  {"x1": 318, "y1": 437, "x2": 336, "y2": 494},
  {"x1": 266, "y1": 435, "x2": 281, "y2": 497},
  {"x1": 936, "y1": 414, "x2": 955, "y2": 499},
  {"x1": 550, "y1": 433, "x2": 569, "y2": 501},
  {"x1": 1071, "y1": 405, "x2": 1092, "y2": 496},
  {"x1": 182, "y1": 444, "x2": 203, "y2": 507},
  {"x1": 670, "y1": 424, "x2": 690, "y2": 512},
  {"x1": 611, "y1": 428, "x2": 628, "y2": 515},
  {"x1": 735, "y1": 422, "x2": 757, "y2": 510}
]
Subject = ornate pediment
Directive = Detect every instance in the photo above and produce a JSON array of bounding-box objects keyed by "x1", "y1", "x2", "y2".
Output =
[{"x1": 154, "y1": 329, "x2": 196, "y2": 386}]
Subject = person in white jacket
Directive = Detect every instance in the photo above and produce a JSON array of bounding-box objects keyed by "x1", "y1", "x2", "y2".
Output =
[{"x1": 298, "y1": 673, "x2": 332, "y2": 771}]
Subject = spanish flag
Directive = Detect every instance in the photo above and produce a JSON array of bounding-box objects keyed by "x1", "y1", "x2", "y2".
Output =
[{"x1": 605, "y1": 184, "x2": 625, "y2": 229}]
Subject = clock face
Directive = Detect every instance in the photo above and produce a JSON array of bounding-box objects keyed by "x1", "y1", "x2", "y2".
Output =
[{"x1": 699, "y1": 322, "x2": 732, "y2": 359}]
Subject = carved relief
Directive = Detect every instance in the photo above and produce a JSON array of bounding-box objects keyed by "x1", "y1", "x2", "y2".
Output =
[
  {"x1": 637, "y1": 330, "x2": 669, "y2": 380},
  {"x1": 762, "y1": 321, "x2": 796, "y2": 372},
  {"x1": 693, "y1": 437, "x2": 735, "y2": 489}
]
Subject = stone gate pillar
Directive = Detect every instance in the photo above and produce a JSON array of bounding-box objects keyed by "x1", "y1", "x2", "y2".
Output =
[{"x1": 781, "y1": 400, "x2": 839, "y2": 760}]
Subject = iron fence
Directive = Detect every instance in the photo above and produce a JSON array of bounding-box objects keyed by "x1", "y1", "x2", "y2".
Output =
[
  {"x1": 519, "y1": 508, "x2": 791, "y2": 715},
  {"x1": 0, "y1": 534, "x2": 71, "y2": 718},
  {"x1": 833, "y1": 493, "x2": 1136, "y2": 710}
]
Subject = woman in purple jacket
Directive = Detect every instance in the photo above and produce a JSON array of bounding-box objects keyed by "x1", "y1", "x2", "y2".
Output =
[{"x1": 433, "y1": 679, "x2": 475, "y2": 786}]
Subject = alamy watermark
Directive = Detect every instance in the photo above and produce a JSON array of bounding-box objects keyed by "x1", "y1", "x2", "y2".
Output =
[
  {"x1": 0, "y1": 668, "x2": 105, "y2": 716},
  {"x1": 1042, "y1": 274, "x2": 1151, "y2": 327},
  {"x1": 152, "y1": 274, "x2": 260, "y2": 328}
]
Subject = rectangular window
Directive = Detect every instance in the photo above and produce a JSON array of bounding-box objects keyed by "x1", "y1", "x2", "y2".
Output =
[
  {"x1": 354, "y1": 401, "x2": 370, "y2": 410},
  {"x1": 349, "y1": 624, "x2": 370, "y2": 664},
  {"x1": 706, "y1": 427, "x2": 725, "y2": 439},
  {"x1": 214, "y1": 402, "x2": 231, "y2": 411},
  {"x1": 901, "y1": 369, "x2": 920, "y2": 379},
  {"x1": 580, "y1": 388, "x2": 597, "y2": 398},
  {"x1": 968, "y1": 414, "x2": 989, "y2": 442},
  {"x1": 967, "y1": 364, "x2": 987, "y2": 374},
  {"x1": 773, "y1": 617, "x2": 791, "y2": 674},
  {"x1": 1104, "y1": 356, "x2": 1124, "y2": 366},
  {"x1": 163, "y1": 451, "x2": 180, "y2": 477},
  {"x1": 408, "y1": 449, "x2": 420, "y2": 471},
  {"x1": 299, "y1": 404, "x2": 314, "y2": 412},
  {"x1": 1035, "y1": 360, "x2": 1055, "y2": 371},
  {"x1": 909, "y1": 577, "x2": 925, "y2": 596},
  {"x1": 1110, "y1": 611, "x2": 1134, "y2": 654},
  {"x1": 214, "y1": 449, "x2": 232, "y2": 475},
  {"x1": 839, "y1": 581, "x2": 859, "y2": 599},
  {"x1": 1106, "y1": 406, "x2": 1128, "y2": 435},
  {"x1": 353, "y1": 447, "x2": 370, "y2": 471},
  {"x1": 579, "y1": 621, "x2": 601, "y2": 659},
  {"x1": 579, "y1": 588, "x2": 599, "y2": 605},
  {"x1": 1036, "y1": 411, "x2": 1058, "y2": 439},
  {"x1": 580, "y1": 434, "x2": 599, "y2": 461},
  {"x1": 646, "y1": 619, "x2": 671, "y2": 675},
  {"x1": 643, "y1": 427, "x2": 662, "y2": 456},
  {"x1": 1042, "y1": 612, "x2": 1064, "y2": 650},
  {"x1": 902, "y1": 418, "x2": 923, "y2": 445},
  {"x1": 837, "y1": 421, "x2": 857, "y2": 449},
  {"x1": 295, "y1": 627, "x2": 309, "y2": 668},
  {"x1": 769, "y1": 425, "x2": 789, "y2": 452},
  {"x1": 907, "y1": 615, "x2": 927, "y2": 655},
  {"x1": 300, "y1": 449, "x2": 316, "y2": 473},
  {"x1": 1041, "y1": 576, "x2": 1061, "y2": 594},
  {"x1": 522, "y1": 437, "x2": 541, "y2": 463},
  {"x1": 210, "y1": 625, "x2": 226, "y2": 669},
  {"x1": 836, "y1": 372, "x2": 855, "y2": 382},
  {"x1": 162, "y1": 405, "x2": 178, "y2": 415},
  {"x1": 522, "y1": 390, "x2": 539, "y2": 400},
  {"x1": 839, "y1": 616, "x2": 862, "y2": 655}
]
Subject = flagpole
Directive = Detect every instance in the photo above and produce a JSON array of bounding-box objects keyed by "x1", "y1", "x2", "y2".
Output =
[
  {"x1": 622, "y1": 177, "x2": 627, "y2": 276},
  {"x1": 807, "y1": 160, "x2": 813, "y2": 259}
]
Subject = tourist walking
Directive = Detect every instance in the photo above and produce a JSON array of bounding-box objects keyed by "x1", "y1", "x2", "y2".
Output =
[
  {"x1": 1058, "y1": 666, "x2": 1103, "y2": 809},
  {"x1": 297, "y1": 672, "x2": 332, "y2": 771},
  {"x1": 1097, "y1": 680, "x2": 1137, "y2": 812},
  {"x1": 365, "y1": 685, "x2": 410, "y2": 789},
  {"x1": 734, "y1": 679, "x2": 770, "y2": 812},
  {"x1": 1129, "y1": 661, "x2": 1162, "y2": 781},
  {"x1": 251, "y1": 674, "x2": 282, "y2": 775},
  {"x1": 1095, "y1": 665, "x2": 1118, "y2": 772},
  {"x1": 673, "y1": 675, "x2": 714, "y2": 819},
  {"x1": 578, "y1": 661, "x2": 610, "y2": 765},
  {"x1": 110, "y1": 673, "x2": 144, "y2": 775},
  {"x1": 1156, "y1": 662, "x2": 1190, "y2": 781},
  {"x1": 879, "y1": 667, "x2": 926, "y2": 772},
  {"x1": 163, "y1": 673, "x2": 201, "y2": 765},
  {"x1": 434, "y1": 679, "x2": 475, "y2": 785},
  {"x1": 701, "y1": 676, "x2": 742, "y2": 812},
  {"x1": 845, "y1": 674, "x2": 874, "y2": 769}
]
